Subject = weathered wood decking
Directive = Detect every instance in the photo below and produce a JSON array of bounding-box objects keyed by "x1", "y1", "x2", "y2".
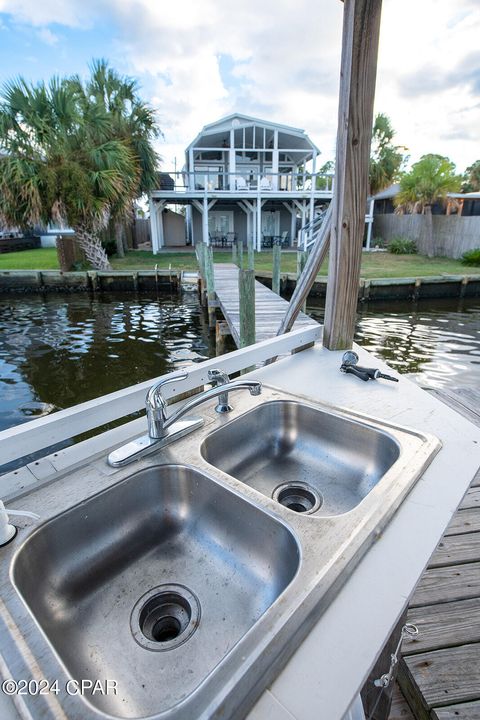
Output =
[
  {"x1": 395, "y1": 387, "x2": 480, "y2": 720},
  {"x1": 213, "y1": 263, "x2": 318, "y2": 347}
]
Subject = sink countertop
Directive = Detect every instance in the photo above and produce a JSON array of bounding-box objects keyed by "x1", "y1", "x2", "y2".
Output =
[{"x1": 1, "y1": 341, "x2": 480, "y2": 720}]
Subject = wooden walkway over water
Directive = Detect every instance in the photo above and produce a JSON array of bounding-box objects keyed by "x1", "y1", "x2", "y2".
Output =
[
  {"x1": 390, "y1": 388, "x2": 480, "y2": 720},
  {"x1": 213, "y1": 263, "x2": 318, "y2": 347}
]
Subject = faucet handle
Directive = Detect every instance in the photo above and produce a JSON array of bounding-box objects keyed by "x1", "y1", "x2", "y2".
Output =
[
  {"x1": 208, "y1": 369, "x2": 230, "y2": 386},
  {"x1": 146, "y1": 370, "x2": 189, "y2": 409}
]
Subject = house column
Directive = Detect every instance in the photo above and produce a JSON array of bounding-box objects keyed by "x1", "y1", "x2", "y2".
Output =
[
  {"x1": 272, "y1": 129, "x2": 279, "y2": 190},
  {"x1": 157, "y1": 203, "x2": 165, "y2": 250},
  {"x1": 188, "y1": 148, "x2": 194, "y2": 189},
  {"x1": 309, "y1": 151, "x2": 317, "y2": 229},
  {"x1": 149, "y1": 196, "x2": 158, "y2": 254},
  {"x1": 229, "y1": 128, "x2": 236, "y2": 190},
  {"x1": 186, "y1": 204, "x2": 193, "y2": 246},
  {"x1": 365, "y1": 198, "x2": 375, "y2": 250},
  {"x1": 203, "y1": 192, "x2": 209, "y2": 246},
  {"x1": 256, "y1": 193, "x2": 262, "y2": 252}
]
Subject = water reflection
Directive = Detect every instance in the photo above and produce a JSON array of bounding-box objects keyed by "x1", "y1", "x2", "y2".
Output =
[
  {"x1": 0, "y1": 293, "x2": 214, "y2": 433},
  {"x1": 308, "y1": 297, "x2": 480, "y2": 390},
  {"x1": 1, "y1": 294, "x2": 479, "y2": 435}
]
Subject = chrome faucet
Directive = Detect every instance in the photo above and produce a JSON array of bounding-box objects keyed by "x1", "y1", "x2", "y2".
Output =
[
  {"x1": 146, "y1": 369, "x2": 262, "y2": 437},
  {"x1": 108, "y1": 369, "x2": 262, "y2": 467}
]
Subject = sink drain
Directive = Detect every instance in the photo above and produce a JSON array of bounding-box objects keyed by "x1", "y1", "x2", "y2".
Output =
[
  {"x1": 272, "y1": 482, "x2": 322, "y2": 514},
  {"x1": 131, "y1": 584, "x2": 200, "y2": 651}
]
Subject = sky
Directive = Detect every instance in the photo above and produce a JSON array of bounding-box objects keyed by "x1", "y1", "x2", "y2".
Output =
[{"x1": 0, "y1": 0, "x2": 479, "y2": 175}]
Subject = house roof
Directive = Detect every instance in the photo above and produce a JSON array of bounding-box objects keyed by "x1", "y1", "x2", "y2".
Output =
[
  {"x1": 371, "y1": 183, "x2": 400, "y2": 200},
  {"x1": 372, "y1": 184, "x2": 480, "y2": 202},
  {"x1": 186, "y1": 113, "x2": 320, "y2": 155},
  {"x1": 448, "y1": 191, "x2": 480, "y2": 200}
]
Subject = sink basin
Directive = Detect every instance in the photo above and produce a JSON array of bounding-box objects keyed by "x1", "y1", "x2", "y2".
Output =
[
  {"x1": 201, "y1": 400, "x2": 401, "y2": 515},
  {"x1": 12, "y1": 464, "x2": 299, "y2": 718}
]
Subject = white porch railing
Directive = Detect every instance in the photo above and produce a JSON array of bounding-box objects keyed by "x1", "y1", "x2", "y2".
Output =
[
  {"x1": 0, "y1": 326, "x2": 321, "y2": 472},
  {"x1": 154, "y1": 171, "x2": 335, "y2": 195}
]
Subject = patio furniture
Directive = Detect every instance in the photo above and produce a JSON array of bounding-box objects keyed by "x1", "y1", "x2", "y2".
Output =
[{"x1": 235, "y1": 176, "x2": 248, "y2": 191}]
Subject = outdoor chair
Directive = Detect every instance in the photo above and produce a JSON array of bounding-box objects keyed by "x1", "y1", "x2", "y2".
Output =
[
  {"x1": 260, "y1": 176, "x2": 272, "y2": 190},
  {"x1": 235, "y1": 176, "x2": 248, "y2": 191}
]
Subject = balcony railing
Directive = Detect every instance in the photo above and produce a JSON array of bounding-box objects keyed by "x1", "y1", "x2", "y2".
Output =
[{"x1": 154, "y1": 171, "x2": 335, "y2": 194}]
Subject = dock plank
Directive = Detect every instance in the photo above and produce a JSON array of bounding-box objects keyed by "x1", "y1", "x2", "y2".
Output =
[
  {"x1": 429, "y1": 532, "x2": 480, "y2": 568},
  {"x1": 460, "y1": 486, "x2": 480, "y2": 509},
  {"x1": 392, "y1": 388, "x2": 480, "y2": 720},
  {"x1": 410, "y1": 561, "x2": 480, "y2": 607},
  {"x1": 404, "y1": 598, "x2": 480, "y2": 653},
  {"x1": 445, "y1": 508, "x2": 480, "y2": 536},
  {"x1": 433, "y1": 700, "x2": 480, "y2": 719},
  {"x1": 399, "y1": 644, "x2": 480, "y2": 720},
  {"x1": 213, "y1": 263, "x2": 318, "y2": 347}
]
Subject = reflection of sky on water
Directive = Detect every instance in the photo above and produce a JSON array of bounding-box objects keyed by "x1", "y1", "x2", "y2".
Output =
[
  {"x1": 309, "y1": 297, "x2": 480, "y2": 390},
  {"x1": 0, "y1": 293, "x2": 215, "y2": 432}
]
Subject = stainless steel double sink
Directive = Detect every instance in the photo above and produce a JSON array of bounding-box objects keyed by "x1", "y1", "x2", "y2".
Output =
[{"x1": 5, "y1": 385, "x2": 440, "y2": 720}]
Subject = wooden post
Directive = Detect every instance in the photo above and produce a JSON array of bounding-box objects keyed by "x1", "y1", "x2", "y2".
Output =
[
  {"x1": 195, "y1": 241, "x2": 205, "y2": 280},
  {"x1": 232, "y1": 241, "x2": 237, "y2": 266},
  {"x1": 204, "y1": 244, "x2": 216, "y2": 328},
  {"x1": 247, "y1": 233, "x2": 255, "y2": 270},
  {"x1": 236, "y1": 238, "x2": 244, "y2": 269},
  {"x1": 239, "y1": 269, "x2": 255, "y2": 348},
  {"x1": 323, "y1": 0, "x2": 383, "y2": 350},
  {"x1": 272, "y1": 242, "x2": 281, "y2": 295},
  {"x1": 296, "y1": 250, "x2": 308, "y2": 312},
  {"x1": 215, "y1": 320, "x2": 230, "y2": 356}
]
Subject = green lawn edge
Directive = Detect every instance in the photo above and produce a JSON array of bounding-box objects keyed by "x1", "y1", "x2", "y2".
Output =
[{"x1": 0, "y1": 247, "x2": 476, "y2": 280}]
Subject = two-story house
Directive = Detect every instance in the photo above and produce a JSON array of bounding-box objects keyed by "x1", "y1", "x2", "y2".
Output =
[{"x1": 149, "y1": 114, "x2": 334, "y2": 252}]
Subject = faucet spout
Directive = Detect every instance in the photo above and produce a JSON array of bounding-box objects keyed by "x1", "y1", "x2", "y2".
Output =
[{"x1": 162, "y1": 380, "x2": 262, "y2": 435}]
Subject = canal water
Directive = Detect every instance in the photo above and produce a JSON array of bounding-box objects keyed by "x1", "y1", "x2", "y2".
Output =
[{"x1": 0, "y1": 293, "x2": 479, "y2": 435}]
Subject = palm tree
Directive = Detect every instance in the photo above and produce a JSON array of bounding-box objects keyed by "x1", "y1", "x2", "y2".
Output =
[
  {"x1": 0, "y1": 65, "x2": 159, "y2": 270},
  {"x1": 369, "y1": 113, "x2": 407, "y2": 195},
  {"x1": 462, "y1": 160, "x2": 480, "y2": 193},
  {"x1": 70, "y1": 60, "x2": 161, "y2": 257},
  {"x1": 395, "y1": 154, "x2": 461, "y2": 257}
]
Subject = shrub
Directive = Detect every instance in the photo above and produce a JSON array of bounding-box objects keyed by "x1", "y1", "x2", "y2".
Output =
[
  {"x1": 388, "y1": 237, "x2": 418, "y2": 255},
  {"x1": 461, "y1": 248, "x2": 480, "y2": 266}
]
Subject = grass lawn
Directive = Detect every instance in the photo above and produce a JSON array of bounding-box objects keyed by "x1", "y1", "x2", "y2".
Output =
[{"x1": 0, "y1": 246, "x2": 475, "y2": 279}]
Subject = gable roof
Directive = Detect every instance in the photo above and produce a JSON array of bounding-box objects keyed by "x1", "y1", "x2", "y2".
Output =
[{"x1": 186, "y1": 113, "x2": 319, "y2": 154}]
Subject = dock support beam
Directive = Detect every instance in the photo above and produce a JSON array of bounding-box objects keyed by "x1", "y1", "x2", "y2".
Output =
[
  {"x1": 323, "y1": 0, "x2": 382, "y2": 350},
  {"x1": 239, "y1": 269, "x2": 255, "y2": 348}
]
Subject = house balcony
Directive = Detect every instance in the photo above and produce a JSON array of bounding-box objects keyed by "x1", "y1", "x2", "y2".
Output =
[{"x1": 151, "y1": 170, "x2": 335, "y2": 202}]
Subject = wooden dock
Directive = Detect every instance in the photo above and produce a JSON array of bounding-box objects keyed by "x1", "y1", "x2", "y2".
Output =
[
  {"x1": 213, "y1": 263, "x2": 318, "y2": 347},
  {"x1": 395, "y1": 388, "x2": 480, "y2": 720}
]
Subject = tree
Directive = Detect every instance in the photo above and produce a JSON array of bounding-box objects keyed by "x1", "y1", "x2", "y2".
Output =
[
  {"x1": 0, "y1": 64, "x2": 159, "y2": 269},
  {"x1": 462, "y1": 160, "x2": 480, "y2": 193},
  {"x1": 70, "y1": 60, "x2": 161, "y2": 257},
  {"x1": 369, "y1": 113, "x2": 407, "y2": 195},
  {"x1": 395, "y1": 154, "x2": 462, "y2": 257},
  {"x1": 315, "y1": 160, "x2": 335, "y2": 190}
]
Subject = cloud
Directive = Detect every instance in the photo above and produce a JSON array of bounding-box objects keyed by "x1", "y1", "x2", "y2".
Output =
[
  {"x1": 36, "y1": 27, "x2": 58, "y2": 45},
  {"x1": 0, "y1": 0, "x2": 479, "y2": 171}
]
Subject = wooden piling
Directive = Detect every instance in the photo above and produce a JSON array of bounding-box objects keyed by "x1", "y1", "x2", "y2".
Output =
[
  {"x1": 239, "y1": 268, "x2": 255, "y2": 348},
  {"x1": 323, "y1": 0, "x2": 383, "y2": 350},
  {"x1": 215, "y1": 320, "x2": 230, "y2": 356},
  {"x1": 247, "y1": 235, "x2": 255, "y2": 271},
  {"x1": 236, "y1": 239, "x2": 244, "y2": 269},
  {"x1": 204, "y1": 244, "x2": 216, "y2": 328},
  {"x1": 272, "y1": 242, "x2": 281, "y2": 295}
]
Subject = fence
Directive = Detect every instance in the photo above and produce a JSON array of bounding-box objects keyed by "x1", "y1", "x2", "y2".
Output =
[{"x1": 373, "y1": 214, "x2": 480, "y2": 258}]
